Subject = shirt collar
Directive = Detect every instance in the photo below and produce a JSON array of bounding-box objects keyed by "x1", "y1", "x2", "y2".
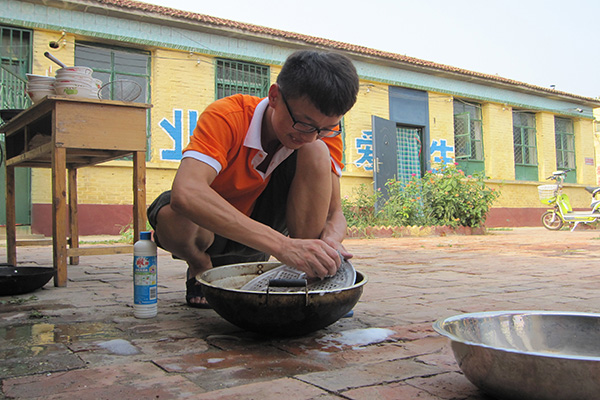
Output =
[
  {"x1": 244, "y1": 97, "x2": 294, "y2": 177},
  {"x1": 243, "y1": 97, "x2": 269, "y2": 151}
]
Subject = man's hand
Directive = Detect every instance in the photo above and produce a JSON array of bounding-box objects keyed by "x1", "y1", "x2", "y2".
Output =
[
  {"x1": 321, "y1": 237, "x2": 353, "y2": 261},
  {"x1": 275, "y1": 238, "x2": 341, "y2": 278}
]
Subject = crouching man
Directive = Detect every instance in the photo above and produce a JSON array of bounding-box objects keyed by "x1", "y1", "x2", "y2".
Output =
[{"x1": 147, "y1": 50, "x2": 359, "y2": 307}]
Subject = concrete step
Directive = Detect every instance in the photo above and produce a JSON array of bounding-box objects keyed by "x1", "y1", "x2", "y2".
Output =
[
  {"x1": 0, "y1": 225, "x2": 46, "y2": 240},
  {"x1": 0, "y1": 226, "x2": 124, "y2": 246}
]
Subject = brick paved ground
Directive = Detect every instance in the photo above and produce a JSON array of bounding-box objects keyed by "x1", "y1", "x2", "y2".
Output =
[{"x1": 1, "y1": 227, "x2": 599, "y2": 399}]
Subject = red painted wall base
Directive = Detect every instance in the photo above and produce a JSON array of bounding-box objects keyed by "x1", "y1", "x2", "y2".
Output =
[
  {"x1": 31, "y1": 204, "x2": 137, "y2": 236},
  {"x1": 29, "y1": 204, "x2": 591, "y2": 237},
  {"x1": 485, "y1": 207, "x2": 546, "y2": 227}
]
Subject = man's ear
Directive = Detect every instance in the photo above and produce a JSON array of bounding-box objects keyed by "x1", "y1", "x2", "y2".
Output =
[{"x1": 267, "y1": 84, "x2": 279, "y2": 107}]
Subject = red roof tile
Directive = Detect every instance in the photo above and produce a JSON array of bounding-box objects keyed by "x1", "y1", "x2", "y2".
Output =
[{"x1": 92, "y1": 0, "x2": 598, "y2": 104}]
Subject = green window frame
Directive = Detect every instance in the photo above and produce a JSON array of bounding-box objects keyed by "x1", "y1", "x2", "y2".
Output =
[
  {"x1": 75, "y1": 42, "x2": 151, "y2": 159},
  {"x1": 513, "y1": 111, "x2": 538, "y2": 181},
  {"x1": 554, "y1": 117, "x2": 576, "y2": 183},
  {"x1": 75, "y1": 42, "x2": 150, "y2": 103},
  {"x1": 1, "y1": 25, "x2": 32, "y2": 110},
  {"x1": 215, "y1": 59, "x2": 269, "y2": 100},
  {"x1": 453, "y1": 100, "x2": 484, "y2": 175},
  {"x1": 1, "y1": 26, "x2": 31, "y2": 77}
]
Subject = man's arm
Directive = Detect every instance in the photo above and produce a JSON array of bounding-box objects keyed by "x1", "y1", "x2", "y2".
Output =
[{"x1": 170, "y1": 158, "x2": 339, "y2": 277}]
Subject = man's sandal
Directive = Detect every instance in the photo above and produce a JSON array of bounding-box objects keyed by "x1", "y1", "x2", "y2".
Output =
[{"x1": 185, "y1": 271, "x2": 212, "y2": 309}]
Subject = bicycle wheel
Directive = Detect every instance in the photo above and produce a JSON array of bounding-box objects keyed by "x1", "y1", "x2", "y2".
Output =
[{"x1": 541, "y1": 211, "x2": 563, "y2": 230}]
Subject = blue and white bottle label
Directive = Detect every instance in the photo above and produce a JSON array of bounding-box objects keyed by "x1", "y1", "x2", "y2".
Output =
[{"x1": 133, "y1": 255, "x2": 157, "y2": 305}]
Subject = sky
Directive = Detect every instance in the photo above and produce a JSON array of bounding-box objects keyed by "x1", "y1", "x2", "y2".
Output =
[{"x1": 142, "y1": 0, "x2": 600, "y2": 99}]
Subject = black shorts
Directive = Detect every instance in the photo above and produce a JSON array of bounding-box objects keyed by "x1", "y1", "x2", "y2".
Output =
[{"x1": 147, "y1": 152, "x2": 297, "y2": 267}]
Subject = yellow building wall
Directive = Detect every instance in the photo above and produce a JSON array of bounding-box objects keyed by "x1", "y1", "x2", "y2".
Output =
[
  {"x1": 536, "y1": 112, "x2": 556, "y2": 180},
  {"x1": 339, "y1": 82, "x2": 388, "y2": 199},
  {"x1": 31, "y1": 30, "x2": 75, "y2": 75},
  {"x1": 145, "y1": 48, "x2": 216, "y2": 202},
  {"x1": 574, "y1": 118, "x2": 597, "y2": 184},
  {"x1": 486, "y1": 110, "x2": 596, "y2": 210},
  {"x1": 428, "y1": 93, "x2": 454, "y2": 168},
  {"x1": 482, "y1": 103, "x2": 515, "y2": 181}
]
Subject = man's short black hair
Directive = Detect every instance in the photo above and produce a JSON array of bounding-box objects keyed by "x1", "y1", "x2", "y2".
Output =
[{"x1": 276, "y1": 50, "x2": 359, "y2": 117}]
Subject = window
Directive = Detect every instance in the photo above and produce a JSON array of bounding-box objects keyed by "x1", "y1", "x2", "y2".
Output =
[
  {"x1": 0, "y1": 25, "x2": 32, "y2": 110},
  {"x1": 75, "y1": 43, "x2": 151, "y2": 159},
  {"x1": 513, "y1": 111, "x2": 538, "y2": 181},
  {"x1": 1, "y1": 26, "x2": 30, "y2": 76},
  {"x1": 555, "y1": 117, "x2": 576, "y2": 183},
  {"x1": 215, "y1": 59, "x2": 269, "y2": 100},
  {"x1": 75, "y1": 42, "x2": 150, "y2": 103},
  {"x1": 453, "y1": 100, "x2": 484, "y2": 175}
]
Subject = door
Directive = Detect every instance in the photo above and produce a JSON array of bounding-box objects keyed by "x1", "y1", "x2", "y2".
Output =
[
  {"x1": 372, "y1": 116, "x2": 398, "y2": 200},
  {"x1": 397, "y1": 125, "x2": 423, "y2": 183},
  {"x1": 0, "y1": 143, "x2": 31, "y2": 225},
  {"x1": 373, "y1": 116, "x2": 425, "y2": 194}
]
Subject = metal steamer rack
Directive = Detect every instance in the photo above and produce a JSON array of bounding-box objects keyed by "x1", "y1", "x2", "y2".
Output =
[{"x1": 241, "y1": 256, "x2": 357, "y2": 297}]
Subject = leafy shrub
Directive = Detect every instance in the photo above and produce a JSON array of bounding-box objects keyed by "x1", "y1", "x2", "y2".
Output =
[
  {"x1": 383, "y1": 175, "x2": 427, "y2": 226},
  {"x1": 342, "y1": 164, "x2": 500, "y2": 228},
  {"x1": 341, "y1": 184, "x2": 381, "y2": 228},
  {"x1": 419, "y1": 164, "x2": 500, "y2": 227}
]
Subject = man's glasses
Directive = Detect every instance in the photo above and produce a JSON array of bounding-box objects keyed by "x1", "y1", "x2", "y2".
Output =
[{"x1": 279, "y1": 89, "x2": 342, "y2": 138}]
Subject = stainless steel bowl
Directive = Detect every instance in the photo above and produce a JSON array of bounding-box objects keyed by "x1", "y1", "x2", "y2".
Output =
[{"x1": 433, "y1": 311, "x2": 600, "y2": 400}]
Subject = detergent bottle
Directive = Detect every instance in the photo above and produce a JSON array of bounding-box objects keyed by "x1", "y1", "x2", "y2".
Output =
[{"x1": 133, "y1": 231, "x2": 157, "y2": 318}]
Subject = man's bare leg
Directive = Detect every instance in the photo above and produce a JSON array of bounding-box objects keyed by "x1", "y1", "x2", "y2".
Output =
[
  {"x1": 154, "y1": 204, "x2": 213, "y2": 305},
  {"x1": 286, "y1": 140, "x2": 332, "y2": 239}
]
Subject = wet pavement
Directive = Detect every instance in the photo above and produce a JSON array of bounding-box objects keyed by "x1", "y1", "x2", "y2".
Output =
[{"x1": 1, "y1": 227, "x2": 599, "y2": 399}]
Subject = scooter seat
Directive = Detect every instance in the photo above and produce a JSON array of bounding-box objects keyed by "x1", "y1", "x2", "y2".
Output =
[{"x1": 585, "y1": 186, "x2": 600, "y2": 196}]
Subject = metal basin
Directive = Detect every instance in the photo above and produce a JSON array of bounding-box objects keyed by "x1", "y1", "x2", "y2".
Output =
[
  {"x1": 433, "y1": 311, "x2": 600, "y2": 400},
  {"x1": 198, "y1": 261, "x2": 367, "y2": 337},
  {"x1": 0, "y1": 265, "x2": 54, "y2": 296}
]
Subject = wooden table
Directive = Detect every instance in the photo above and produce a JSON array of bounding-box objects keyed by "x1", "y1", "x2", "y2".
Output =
[{"x1": 1, "y1": 96, "x2": 151, "y2": 287}]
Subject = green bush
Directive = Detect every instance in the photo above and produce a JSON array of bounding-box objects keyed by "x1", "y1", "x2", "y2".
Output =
[
  {"x1": 342, "y1": 184, "x2": 381, "y2": 228},
  {"x1": 343, "y1": 164, "x2": 500, "y2": 228}
]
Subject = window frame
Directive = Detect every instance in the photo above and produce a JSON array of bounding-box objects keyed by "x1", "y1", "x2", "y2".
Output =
[
  {"x1": 453, "y1": 99, "x2": 484, "y2": 175},
  {"x1": 512, "y1": 111, "x2": 539, "y2": 181},
  {"x1": 0, "y1": 25, "x2": 31, "y2": 78},
  {"x1": 0, "y1": 25, "x2": 32, "y2": 110},
  {"x1": 75, "y1": 42, "x2": 151, "y2": 102},
  {"x1": 554, "y1": 117, "x2": 576, "y2": 183},
  {"x1": 215, "y1": 58, "x2": 269, "y2": 100}
]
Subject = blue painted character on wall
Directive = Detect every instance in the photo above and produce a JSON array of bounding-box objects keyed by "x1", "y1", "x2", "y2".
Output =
[
  {"x1": 354, "y1": 130, "x2": 374, "y2": 171},
  {"x1": 159, "y1": 109, "x2": 198, "y2": 161},
  {"x1": 352, "y1": 133, "x2": 455, "y2": 172},
  {"x1": 430, "y1": 139, "x2": 454, "y2": 166},
  {"x1": 159, "y1": 113, "x2": 456, "y2": 168}
]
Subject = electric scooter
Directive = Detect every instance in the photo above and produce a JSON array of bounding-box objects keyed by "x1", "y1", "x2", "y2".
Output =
[{"x1": 538, "y1": 169, "x2": 600, "y2": 231}]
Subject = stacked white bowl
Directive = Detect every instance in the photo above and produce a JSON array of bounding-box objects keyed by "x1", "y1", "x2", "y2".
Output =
[
  {"x1": 26, "y1": 74, "x2": 56, "y2": 103},
  {"x1": 54, "y1": 66, "x2": 100, "y2": 99},
  {"x1": 26, "y1": 67, "x2": 101, "y2": 103}
]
